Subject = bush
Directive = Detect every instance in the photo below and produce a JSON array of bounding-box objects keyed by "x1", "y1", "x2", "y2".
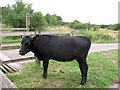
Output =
[
  {"x1": 73, "y1": 23, "x2": 86, "y2": 30},
  {"x1": 78, "y1": 31, "x2": 113, "y2": 41},
  {"x1": 107, "y1": 24, "x2": 120, "y2": 30},
  {"x1": 96, "y1": 34, "x2": 112, "y2": 40},
  {"x1": 69, "y1": 20, "x2": 87, "y2": 30},
  {"x1": 93, "y1": 26, "x2": 99, "y2": 31}
]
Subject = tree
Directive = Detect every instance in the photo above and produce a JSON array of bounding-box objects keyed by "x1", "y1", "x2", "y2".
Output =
[
  {"x1": 69, "y1": 20, "x2": 87, "y2": 30},
  {"x1": 49, "y1": 15, "x2": 58, "y2": 26},
  {"x1": 45, "y1": 14, "x2": 51, "y2": 25},
  {"x1": 2, "y1": 6, "x2": 15, "y2": 27},
  {"x1": 56, "y1": 16, "x2": 62, "y2": 25},
  {"x1": 2, "y1": 0, "x2": 33, "y2": 28},
  {"x1": 45, "y1": 14, "x2": 62, "y2": 26},
  {"x1": 31, "y1": 12, "x2": 47, "y2": 31}
]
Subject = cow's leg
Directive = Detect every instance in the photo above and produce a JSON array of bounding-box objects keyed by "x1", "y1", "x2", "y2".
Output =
[
  {"x1": 43, "y1": 59, "x2": 49, "y2": 79},
  {"x1": 76, "y1": 57, "x2": 88, "y2": 85}
]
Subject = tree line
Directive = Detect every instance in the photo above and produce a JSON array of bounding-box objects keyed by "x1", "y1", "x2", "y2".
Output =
[
  {"x1": 1, "y1": 0, "x2": 119, "y2": 31},
  {"x1": 1, "y1": 1, "x2": 62, "y2": 30}
]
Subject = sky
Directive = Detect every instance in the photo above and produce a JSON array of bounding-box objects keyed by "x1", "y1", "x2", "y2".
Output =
[{"x1": 1, "y1": 0, "x2": 119, "y2": 25}]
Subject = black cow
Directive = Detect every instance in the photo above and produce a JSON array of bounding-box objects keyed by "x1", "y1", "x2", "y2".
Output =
[{"x1": 19, "y1": 35, "x2": 91, "y2": 85}]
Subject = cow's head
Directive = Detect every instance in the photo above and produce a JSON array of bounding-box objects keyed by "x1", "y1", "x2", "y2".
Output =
[{"x1": 19, "y1": 35, "x2": 32, "y2": 55}]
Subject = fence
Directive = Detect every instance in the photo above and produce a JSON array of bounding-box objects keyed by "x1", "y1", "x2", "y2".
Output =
[
  {"x1": 0, "y1": 13, "x2": 75, "y2": 49},
  {"x1": 0, "y1": 29, "x2": 75, "y2": 49}
]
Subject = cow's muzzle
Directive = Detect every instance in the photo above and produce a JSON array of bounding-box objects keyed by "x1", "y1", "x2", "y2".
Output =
[{"x1": 19, "y1": 50, "x2": 25, "y2": 55}]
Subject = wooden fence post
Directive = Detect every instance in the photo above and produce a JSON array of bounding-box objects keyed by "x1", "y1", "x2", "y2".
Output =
[
  {"x1": 26, "y1": 13, "x2": 30, "y2": 35},
  {"x1": 71, "y1": 29, "x2": 76, "y2": 36}
]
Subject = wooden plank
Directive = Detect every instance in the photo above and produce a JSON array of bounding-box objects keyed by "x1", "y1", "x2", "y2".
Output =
[
  {"x1": 0, "y1": 65, "x2": 8, "y2": 74},
  {"x1": 0, "y1": 53, "x2": 10, "y2": 61},
  {"x1": 2, "y1": 57, "x2": 35, "y2": 64},
  {"x1": 1, "y1": 32, "x2": 34, "y2": 36},
  {"x1": 0, "y1": 70, "x2": 17, "y2": 88},
  {"x1": 40, "y1": 31, "x2": 71, "y2": 35},
  {"x1": 0, "y1": 28, "x2": 27, "y2": 31},
  {"x1": 2, "y1": 64, "x2": 14, "y2": 73},
  {"x1": 8, "y1": 63, "x2": 24, "y2": 72},
  {"x1": 6, "y1": 64, "x2": 18, "y2": 72},
  {"x1": 0, "y1": 45, "x2": 21, "y2": 50}
]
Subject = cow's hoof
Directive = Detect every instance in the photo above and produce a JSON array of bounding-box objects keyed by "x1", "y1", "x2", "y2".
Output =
[
  {"x1": 80, "y1": 81, "x2": 86, "y2": 85},
  {"x1": 43, "y1": 75, "x2": 47, "y2": 79},
  {"x1": 43, "y1": 77, "x2": 47, "y2": 79}
]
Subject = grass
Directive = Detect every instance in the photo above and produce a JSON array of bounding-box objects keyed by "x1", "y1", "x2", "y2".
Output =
[
  {"x1": 2, "y1": 36, "x2": 21, "y2": 43},
  {"x1": 76, "y1": 30, "x2": 118, "y2": 43},
  {"x1": 7, "y1": 50, "x2": 118, "y2": 88}
]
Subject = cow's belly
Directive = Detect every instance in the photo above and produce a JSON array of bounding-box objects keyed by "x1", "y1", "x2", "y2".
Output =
[
  {"x1": 48, "y1": 51, "x2": 75, "y2": 61},
  {"x1": 50, "y1": 56, "x2": 74, "y2": 62}
]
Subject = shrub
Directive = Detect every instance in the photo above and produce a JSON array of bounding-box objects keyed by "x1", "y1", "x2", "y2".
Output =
[{"x1": 78, "y1": 31, "x2": 113, "y2": 41}]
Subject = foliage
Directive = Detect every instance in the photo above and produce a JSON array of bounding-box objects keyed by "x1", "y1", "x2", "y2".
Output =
[
  {"x1": 45, "y1": 14, "x2": 51, "y2": 25},
  {"x1": 30, "y1": 12, "x2": 47, "y2": 31},
  {"x1": 2, "y1": 0, "x2": 33, "y2": 28},
  {"x1": 45, "y1": 14, "x2": 62, "y2": 26},
  {"x1": 93, "y1": 25, "x2": 100, "y2": 31},
  {"x1": 86, "y1": 22, "x2": 91, "y2": 30},
  {"x1": 69, "y1": 20, "x2": 92, "y2": 30},
  {"x1": 107, "y1": 24, "x2": 120, "y2": 30},
  {"x1": 77, "y1": 30, "x2": 114, "y2": 42},
  {"x1": 7, "y1": 50, "x2": 118, "y2": 88},
  {"x1": 100, "y1": 24, "x2": 109, "y2": 29}
]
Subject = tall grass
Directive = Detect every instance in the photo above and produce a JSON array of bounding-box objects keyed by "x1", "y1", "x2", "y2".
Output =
[{"x1": 76, "y1": 29, "x2": 118, "y2": 43}]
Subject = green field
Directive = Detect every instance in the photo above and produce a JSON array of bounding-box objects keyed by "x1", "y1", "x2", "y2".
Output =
[{"x1": 7, "y1": 50, "x2": 118, "y2": 88}]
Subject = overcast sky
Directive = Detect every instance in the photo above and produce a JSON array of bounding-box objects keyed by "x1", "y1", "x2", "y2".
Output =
[{"x1": 1, "y1": 0, "x2": 119, "y2": 25}]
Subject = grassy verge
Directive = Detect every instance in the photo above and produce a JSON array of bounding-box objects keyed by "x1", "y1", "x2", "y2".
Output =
[
  {"x1": 7, "y1": 50, "x2": 118, "y2": 88},
  {"x1": 76, "y1": 30, "x2": 118, "y2": 43},
  {"x1": 2, "y1": 36, "x2": 21, "y2": 43}
]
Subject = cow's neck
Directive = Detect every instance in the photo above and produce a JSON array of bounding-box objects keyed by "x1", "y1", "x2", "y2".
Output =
[{"x1": 30, "y1": 40, "x2": 39, "y2": 56}]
